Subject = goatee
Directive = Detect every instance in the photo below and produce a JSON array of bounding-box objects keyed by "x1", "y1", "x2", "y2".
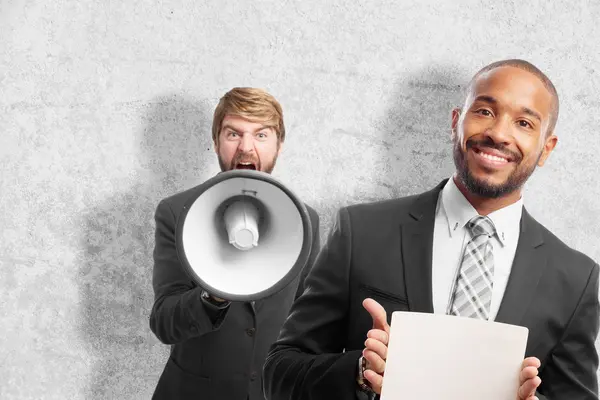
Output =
[{"x1": 453, "y1": 138, "x2": 539, "y2": 199}]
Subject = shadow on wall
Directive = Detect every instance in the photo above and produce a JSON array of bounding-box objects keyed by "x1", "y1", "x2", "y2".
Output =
[
  {"x1": 289, "y1": 66, "x2": 468, "y2": 246},
  {"x1": 376, "y1": 65, "x2": 468, "y2": 197},
  {"x1": 78, "y1": 94, "x2": 214, "y2": 399}
]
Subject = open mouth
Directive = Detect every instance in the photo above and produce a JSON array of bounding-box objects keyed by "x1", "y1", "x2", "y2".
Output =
[
  {"x1": 471, "y1": 146, "x2": 513, "y2": 165},
  {"x1": 235, "y1": 162, "x2": 257, "y2": 170}
]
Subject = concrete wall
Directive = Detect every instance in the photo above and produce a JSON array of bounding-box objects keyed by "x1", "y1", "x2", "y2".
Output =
[{"x1": 1, "y1": 1, "x2": 599, "y2": 398}]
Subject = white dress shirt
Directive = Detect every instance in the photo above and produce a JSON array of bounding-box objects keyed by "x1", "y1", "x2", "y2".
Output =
[{"x1": 431, "y1": 177, "x2": 523, "y2": 320}]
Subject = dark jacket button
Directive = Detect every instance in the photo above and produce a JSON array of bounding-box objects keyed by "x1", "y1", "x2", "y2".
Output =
[{"x1": 246, "y1": 328, "x2": 255, "y2": 337}]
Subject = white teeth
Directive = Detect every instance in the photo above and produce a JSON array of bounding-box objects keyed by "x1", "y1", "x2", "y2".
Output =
[{"x1": 480, "y1": 152, "x2": 508, "y2": 163}]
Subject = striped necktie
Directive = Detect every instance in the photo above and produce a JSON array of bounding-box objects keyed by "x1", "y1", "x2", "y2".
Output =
[{"x1": 449, "y1": 215, "x2": 496, "y2": 320}]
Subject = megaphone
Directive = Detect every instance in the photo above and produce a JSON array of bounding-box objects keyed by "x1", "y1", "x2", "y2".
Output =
[{"x1": 176, "y1": 169, "x2": 313, "y2": 302}]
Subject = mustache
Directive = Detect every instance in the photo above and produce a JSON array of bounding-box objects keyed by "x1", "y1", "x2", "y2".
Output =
[{"x1": 466, "y1": 139, "x2": 522, "y2": 162}]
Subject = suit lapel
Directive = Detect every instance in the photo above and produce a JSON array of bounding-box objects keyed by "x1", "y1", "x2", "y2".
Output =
[
  {"x1": 401, "y1": 181, "x2": 447, "y2": 314},
  {"x1": 400, "y1": 182, "x2": 548, "y2": 324},
  {"x1": 247, "y1": 300, "x2": 258, "y2": 315},
  {"x1": 494, "y1": 209, "x2": 546, "y2": 325}
]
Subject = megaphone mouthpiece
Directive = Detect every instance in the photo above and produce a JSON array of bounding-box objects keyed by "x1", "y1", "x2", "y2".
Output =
[{"x1": 223, "y1": 198, "x2": 260, "y2": 251}]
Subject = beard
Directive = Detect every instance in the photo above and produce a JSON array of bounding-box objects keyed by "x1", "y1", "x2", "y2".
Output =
[
  {"x1": 452, "y1": 137, "x2": 540, "y2": 199},
  {"x1": 218, "y1": 150, "x2": 278, "y2": 174}
]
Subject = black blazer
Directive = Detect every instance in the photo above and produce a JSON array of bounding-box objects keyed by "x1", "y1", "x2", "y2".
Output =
[
  {"x1": 263, "y1": 180, "x2": 599, "y2": 400},
  {"x1": 149, "y1": 183, "x2": 321, "y2": 400}
]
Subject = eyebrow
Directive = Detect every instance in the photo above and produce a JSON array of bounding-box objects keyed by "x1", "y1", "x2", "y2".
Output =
[
  {"x1": 473, "y1": 95, "x2": 542, "y2": 122},
  {"x1": 473, "y1": 95, "x2": 498, "y2": 105},
  {"x1": 521, "y1": 107, "x2": 542, "y2": 123},
  {"x1": 221, "y1": 124, "x2": 271, "y2": 132}
]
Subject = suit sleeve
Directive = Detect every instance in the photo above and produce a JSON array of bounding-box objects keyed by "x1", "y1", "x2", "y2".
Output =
[
  {"x1": 295, "y1": 207, "x2": 321, "y2": 300},
  {"x1": 149, "y1": 199, "x2": 230, "y2": 344},
  {"x1": 537, "y1": 263, "x2": 600, "y2": 400},
  {"x1": 263, "y1": 207, "x2": 363, "y2": 400}
]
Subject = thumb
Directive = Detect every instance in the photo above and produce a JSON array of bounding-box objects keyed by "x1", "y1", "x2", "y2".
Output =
[{"x1": 363, "y1": 298, "x2": 389, "y2": 333}]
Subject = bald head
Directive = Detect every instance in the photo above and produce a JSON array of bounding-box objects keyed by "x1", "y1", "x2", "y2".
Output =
[{"x1": 466, "y1": 59, "x2": 559, "y2": 136}]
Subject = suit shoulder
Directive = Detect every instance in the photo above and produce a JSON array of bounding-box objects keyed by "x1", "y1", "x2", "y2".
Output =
[
  {"x1": 304, "y1": 203, "x2": 319, "y2": 221},
  {"x1": 343, "y1": 193, "x2": 421, "y2": 220},
  {"x1": 540, "y1": 224, "x2": 597, "y2": 269},
  {"x1": 533, "y1": 217, "x2": 598, "y2": 275},
  {"x1": 156, "y1": 184, "x2": 207, "y2": 215}
]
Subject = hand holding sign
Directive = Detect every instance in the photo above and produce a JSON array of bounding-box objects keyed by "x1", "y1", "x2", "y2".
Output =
[
  {"x1": 517, "y1": 357, "x2": 541, "y2": 400},
  {"x1": 362, "y1": 298, "x2": 390, "y2": 395}
]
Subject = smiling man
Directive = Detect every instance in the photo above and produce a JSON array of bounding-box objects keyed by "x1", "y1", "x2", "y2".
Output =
[
  {"x1": 451, "y1": 62, "x2": 559, "y2": 209},
  {"x1": 149, "y1": 87, "x2": 321, "y2": 400},
  {"x1": 262, "y1": 60, "x2": 599, "y2": 400}
]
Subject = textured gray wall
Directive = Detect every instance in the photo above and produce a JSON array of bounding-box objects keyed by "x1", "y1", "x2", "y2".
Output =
[{"x1": 1, "y1": 1, "x2": 599, "y2": 399}]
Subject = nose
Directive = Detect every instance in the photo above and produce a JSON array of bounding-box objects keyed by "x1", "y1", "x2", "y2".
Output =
[
  {"x1": 483, "y1": 116, "x2": 513, "y2": 144},
  {"x1": 238, "y1": 133, "x2": 255, "y2": 153}
]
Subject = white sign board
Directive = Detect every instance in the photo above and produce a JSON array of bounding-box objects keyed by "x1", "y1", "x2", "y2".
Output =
[{"x1": 380, "y1": 312, "x2": 529, "y2": 400}]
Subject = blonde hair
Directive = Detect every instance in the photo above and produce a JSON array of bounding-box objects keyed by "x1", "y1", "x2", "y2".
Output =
[{"x1": 212, "y1": 87, "x2": 285, "y2": 142}]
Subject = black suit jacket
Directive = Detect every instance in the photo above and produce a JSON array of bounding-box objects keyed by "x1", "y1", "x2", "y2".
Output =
[
  {"x1": 263, "y1": 180, "x2": 599, "y2": 400},
  {"x1": 149, "y1": 183, "x2": 321, "y2": 400}
]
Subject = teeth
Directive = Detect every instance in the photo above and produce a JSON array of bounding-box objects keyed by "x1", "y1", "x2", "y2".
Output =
[{"x1": 480, "y1": 151, "x2": 507, "y2": 163}]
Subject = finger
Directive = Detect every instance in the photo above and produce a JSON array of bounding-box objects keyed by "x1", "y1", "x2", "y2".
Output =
[
  {"x1": 518, "y1": 376, "x2": 541, "y2": 399},
  {"x1": 363, "y1": 298, "x2": 389, "y2": 332},
  {"x1": 365, "y1": 337, "x2": 388, "y2": 361},
  {"x1": 363, "y1": 369, "x2": 383, "y2": 395},
  {"x1": 519, "y1": 366, "x2": 539, "y2": 383},
  {"x1": 521, "y1": 357, "x2": 541, "y2": 369},
  {"x1": 366, "y1": 328, "x2": 389, "y2": 345},
  {"x1": 363, "y1": 349, "x2": 386, "y2": 374}
]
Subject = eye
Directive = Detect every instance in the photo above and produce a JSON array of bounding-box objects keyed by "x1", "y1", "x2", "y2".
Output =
[
  {"x1": 257, "y1": 132, "x2": 268, "y2": 139},
  {"x1": 517, "y1": 120, "x2": 533, "y2": 129},
  {"x1": 474, "y1": 108, "x2": 493, "y2": 117},
  {"x1": 228, "y1": 130, "x2": 239, "y2": 138}
]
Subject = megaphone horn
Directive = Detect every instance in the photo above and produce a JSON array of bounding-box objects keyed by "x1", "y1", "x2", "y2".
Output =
[{"x1": 175, "y1": 170, "x2": 313, "y2": 302}]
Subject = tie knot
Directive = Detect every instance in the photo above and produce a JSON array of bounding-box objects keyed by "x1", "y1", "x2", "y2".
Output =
[{"x1": 467, "y1": 215, "x2": 496, "y2": 238}]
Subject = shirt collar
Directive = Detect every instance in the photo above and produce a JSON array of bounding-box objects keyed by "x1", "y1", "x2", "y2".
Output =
[{"x1": 439, "y1": 177, "x2": 523, "y2": 246}]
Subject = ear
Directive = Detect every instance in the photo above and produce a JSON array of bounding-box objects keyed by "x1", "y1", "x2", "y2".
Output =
[
  {"x1": 451, "y1": 108, "x2": 462, "y2": 140},
  {"x1": 537, "y1": 133, "x2": 558, "y2": 167}
]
